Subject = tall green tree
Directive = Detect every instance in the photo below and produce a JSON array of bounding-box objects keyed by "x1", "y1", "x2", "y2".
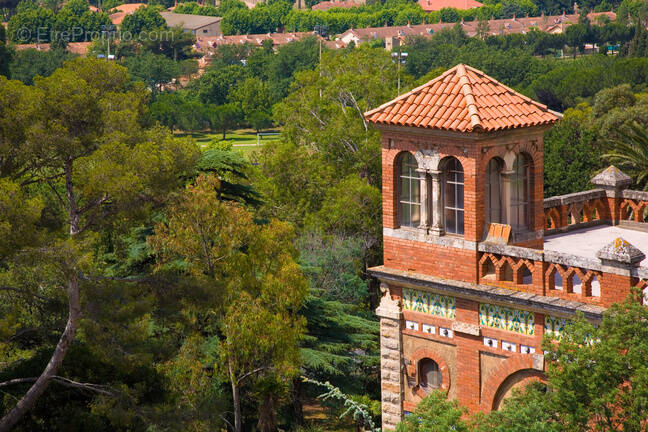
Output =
[
  {"x1": 8, "y1": 48, "x2": 75, "y2": 85},
  {"x1": 0, "y1": 25, "x2": 12, "y2": 78},
  {"x1": 0, "y1": 58, "x2": 198, "y2": 431},
  {"x1": 603, "y1": 122, "x2": 648, "y2": 190},
  {"x1": 148, "y1": 174, "x2": 308, "y2": 432},
  {"x1": 123, "y1": 52, "x2": 180, "y2": 94},
  {"x1": 120, "y1": 6, "x2": 166, "y2": 35},
  {"x1": 206, "y1": 103, "x2": 242, "y2": 139}
]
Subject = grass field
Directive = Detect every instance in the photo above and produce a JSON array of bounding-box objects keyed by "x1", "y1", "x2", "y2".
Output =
[{"x1": 176, "y1": 129, "x2": 280, "y2": 158}]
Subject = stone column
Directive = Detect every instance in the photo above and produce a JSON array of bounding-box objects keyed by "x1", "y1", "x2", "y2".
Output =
[
  {"x1": 430, "y1": 170, "x2": 444, "y2": 235},
  {"x1": 417, "y1": 169, "x2": 429, "y2": 230},
  {"x1": 501, "y1": 169, "x2": 515, "y2": 226},
  {"x1": 375, "y1": 284, "x2": 403, "y2": 431}
]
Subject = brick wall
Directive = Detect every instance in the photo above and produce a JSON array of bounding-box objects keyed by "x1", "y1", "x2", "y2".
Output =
[
  {"x1": 384, "y1": 235, "x2": 478, "y2": 283},
  {"x1": 399, "y1": 293, "x2": 548, "y2": 414}
]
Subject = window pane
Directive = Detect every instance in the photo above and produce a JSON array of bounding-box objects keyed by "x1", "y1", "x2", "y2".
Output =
[
  {"x1": 457, "y1": 184, "x2": 464, "y2": 209},
  {"x1": 400, "y1": 177, "x2": 410, "y2": 202},
  {"x1": 445, "y1": 181, "x2": 455, "y2": 208},
  {"x1": 411, "y1": 203, "x2": 420, "y2": 225},
  {"x1": 400, "y1": 202, "x2": 410, "y2": 226},
  {"x1": 446, "y1": 208, "x2": 456, "y2": 233},
  {"x1": 399, "y1": 153, "x2": 421, "y2": 227},
  {"x1": 457, "y1": 210, "x2": 464, "y2": 235},
  {"x1": 411, "y1": 177, "x2": 420, "y2": 202},
  {"x1": 420, "y1": 359, "x2": 441, "y2": 391}
]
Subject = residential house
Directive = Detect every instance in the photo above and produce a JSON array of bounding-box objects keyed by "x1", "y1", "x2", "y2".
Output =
[{"x1": 160, "y1": 11, "x2": 222, "y2": 36}]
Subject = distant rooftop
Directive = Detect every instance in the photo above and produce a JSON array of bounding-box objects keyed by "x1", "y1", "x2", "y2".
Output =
[
  {"x1": 417, "y1": 0, "x2": 483, "y2": 12},
  {"x1": 108, "y1": 3, "x2": 146, "y2": 25},
  {"x1": 311, "y1": 0, "x2": 361, "y2": 10},
  {"x1": 159, "y1": 12, "x2": 222, "y2": 30}
]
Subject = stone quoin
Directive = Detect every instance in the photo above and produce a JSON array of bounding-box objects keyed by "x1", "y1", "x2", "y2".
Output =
[{"x1": 365, "y1": 64, "x2": 648, "y2": 430}]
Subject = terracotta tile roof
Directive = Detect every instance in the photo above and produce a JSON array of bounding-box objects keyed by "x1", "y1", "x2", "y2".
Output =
[
  {"x1": 417, "y1": 0, "x2": 483, "y2": 12},
  {"x1": 311, "y1": 0, "x2": 360, "y2": 10},
  {"x1": 364, "y1": 64, "x2": 560, "y2": 132},
  {"x1": 108, "y1": 3, "x2": 146, "y2": 25},
  {"x1": 12, "y1": 42, "x2": 91, "y2": 55},
  {"x1": 196, "y1": 32, "x2": 317, "y2": 51},
  {"x1": 112, "y1": 3, "x2": 146, "y2": 14}
]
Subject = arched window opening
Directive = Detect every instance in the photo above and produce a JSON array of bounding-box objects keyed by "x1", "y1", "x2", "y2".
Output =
[
  {"x1": 554, "y1": 271, "x2": 563, "y2": 290},
  {"x1": 572, "y1": 274, "x2": 582, "y2": 294},
  {"x1": 398, "y1": 153, "x2": 421, "y2": 228},
  {"x1": 443, "y1": 158, "x2": 464, "y2": 235},
  {"x1": 486, "y1": 158, "x2": 503, "y2": 225},
  {"x1": 510, "y1": 154, "x2": 531, "y2": 232},
  {"x1": 419, "y1": 358, "x2": 442, "y2": 391},
  {"x1": 501, "y1": 262, "x2": 514, "y2": 281},
  {"x1": 483, "y1": 259, "x2": 496, "y2": 280},
  {"x1": 591, "y1": 275, "x2": 601, "y2": 297},
  {"x1": 521, "y1": 266, "x2": 533, "y2": 285}
]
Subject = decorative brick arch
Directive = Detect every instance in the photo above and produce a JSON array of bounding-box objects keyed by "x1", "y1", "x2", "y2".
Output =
[
  {"x1": 513, "y1": 259, "x2": 534, "y2": 284},
  {"x1": 480, "y1": 355, "x2": 544, "y2": 411},
  {"x1": 545, "y1": 207, "x2": 560, "y2": 230},
  {"x1": 407, "y1": 347, "x2": 451, "y2": 398},
  {"x1": 583, "y1": 199, "x2": 605, "y2": 222}
]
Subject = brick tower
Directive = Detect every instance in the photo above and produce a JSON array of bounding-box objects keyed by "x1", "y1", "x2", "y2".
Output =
[{"x1": 365, "y1": 64, "x2": 648, "y2": 430}]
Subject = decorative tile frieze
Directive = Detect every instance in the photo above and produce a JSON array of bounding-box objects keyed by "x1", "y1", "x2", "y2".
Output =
[
  {"x1": 479, "y1": 303, "x2": 535, "y2": 335},
  {"x1": 544, "y1": 315, "x2": 568, "y2": 339},
  {"x1": 402, "y1": 288, "x2": 456, "y2": 319}
]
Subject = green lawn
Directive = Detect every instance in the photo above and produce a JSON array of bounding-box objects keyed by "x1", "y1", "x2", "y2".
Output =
[{"x1": 176, "y1": 129, "x2": 280, "y2": 158}]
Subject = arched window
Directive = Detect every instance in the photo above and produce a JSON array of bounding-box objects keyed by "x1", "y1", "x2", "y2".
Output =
[
  {"x1": 419, "y1": 358, "x2": 442, "y2": 391},
  {"x1": 521, "y1": 266, "x2": 533, "y2": 285},
  {"x1": 443, "y1": 158, "x2": 464, "y2": 235},
  {"x1": 486, "y1": 158, "x2": 503, "y2": 225},
  {"x1": 510, "y1": 154, "x2": 531, "y2": 231},
  {"x1": 398, "y1": 153, "x2": 421, "y2": 228}
]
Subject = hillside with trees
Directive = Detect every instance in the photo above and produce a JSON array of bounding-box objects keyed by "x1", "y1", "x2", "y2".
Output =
[{"x1": 2, "y1": 0, "x2": 648, "y2": 429}]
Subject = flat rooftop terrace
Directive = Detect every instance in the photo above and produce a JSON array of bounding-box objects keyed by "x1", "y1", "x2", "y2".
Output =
[{"x1": 544, "y1": 225, "x2": 648, "y2": 266}]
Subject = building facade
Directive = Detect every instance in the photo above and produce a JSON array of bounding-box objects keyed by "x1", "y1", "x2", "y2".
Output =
[
  {"x1": 365, "y1": 64, "x2": 648, "y2": 430},
  {"x1": 160, "y1": 12, "x2": 222, "y2": 37}
]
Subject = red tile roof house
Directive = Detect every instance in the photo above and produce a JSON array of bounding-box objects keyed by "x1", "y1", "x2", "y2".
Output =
[
  {"x1": 417, "y1": 0, "x2": 483, "y2": 12},
  {"x1": 196, "y1": 32, "x2": 321, "y2": 53},
  {"x1": 108, "y1": 3, "x2": 147, "y2": 26},
  {"x1": 335, "y1": 11, "x2": 616, "y2": 47},
  {"x1": 12, "y1": 42, "x2": 92, "y2": 56},
  {"x1": 365, "y1": 64, "x2": 648, "y2": 430},
  {"x1": 311, "y1": 0, "x2": 363, "y2": 11}
]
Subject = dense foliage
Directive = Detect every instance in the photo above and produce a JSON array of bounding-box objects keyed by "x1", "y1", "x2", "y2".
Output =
[
  {"x1": 4, "y1": 0, "x2": 648, "y2": 429},
  {"x1": 7, "y1": 0, "x2": 111, "y2": 43}
]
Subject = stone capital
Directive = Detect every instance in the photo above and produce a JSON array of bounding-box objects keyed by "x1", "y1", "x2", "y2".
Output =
[
  {"x1": 591, "y1": 165, "x2": 632, "y2": 191},
  {"x1": 375, "y1": 286, "x2": 402, "y2": 320}
]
